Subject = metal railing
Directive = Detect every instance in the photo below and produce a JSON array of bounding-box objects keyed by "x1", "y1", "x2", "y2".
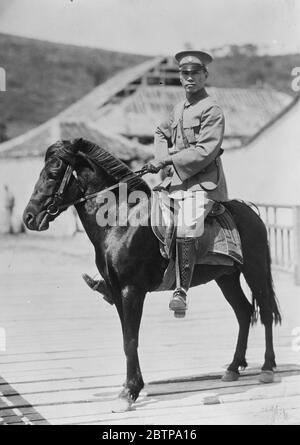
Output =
[{"x1": 256, "y1": 203, "x2": 300, "y2": 285}]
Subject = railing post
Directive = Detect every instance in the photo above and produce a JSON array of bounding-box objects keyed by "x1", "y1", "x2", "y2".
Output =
[{"x1": 293, "y1": 206, "x2": 300, "y2": 286}]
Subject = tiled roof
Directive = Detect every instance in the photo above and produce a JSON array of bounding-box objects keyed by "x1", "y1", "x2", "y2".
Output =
[
  {"x1": 0, "y1": 120, "x2": 152, "y2": 160},
  {"x1": 94, "y1": 85, "x2": 293, "y2": 140},
  {"x1": 0, "y1": 121, "x2": 57, "y2": 158},
  {"x1": 60, "y1": 121, "x2": 151, "y2": 161},
  {"x1": 0, "y1": 57, "x2": 164, "y2": 159},
  {"x1": 59, "y1": 57, "x2": 165, "y2": 121},
  {"x1": 0, "y1": 56, "x2": 294, "y2": 158}
]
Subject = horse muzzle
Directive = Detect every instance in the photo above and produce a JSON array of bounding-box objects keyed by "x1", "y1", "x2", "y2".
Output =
[{"x1": 23, "y1": 205, "x2": 50, "y2": 231}]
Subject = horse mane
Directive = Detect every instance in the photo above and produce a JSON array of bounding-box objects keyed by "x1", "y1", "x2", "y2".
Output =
[{"x1": 46, "y1": 139, "x2": 151, "y2": 195}]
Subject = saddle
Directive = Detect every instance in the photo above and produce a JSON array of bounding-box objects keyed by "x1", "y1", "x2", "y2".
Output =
[{"x1": 151, "y1": 202, "x2": 243, "y2": 292}]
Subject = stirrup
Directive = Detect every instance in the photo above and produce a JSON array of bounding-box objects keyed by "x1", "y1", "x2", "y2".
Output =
[{"x1": 169, "y1": 288, "x2": 187, "y2": 318}]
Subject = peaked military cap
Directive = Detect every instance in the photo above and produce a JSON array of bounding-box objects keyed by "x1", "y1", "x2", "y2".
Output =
[{"x1": 175, "y1": 50, "x2": 213, "y2": 71}]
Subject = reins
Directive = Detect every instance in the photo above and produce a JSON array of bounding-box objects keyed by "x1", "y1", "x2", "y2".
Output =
[{"x1": 45, "y1": 164, "x2": 149, "y2": 217}]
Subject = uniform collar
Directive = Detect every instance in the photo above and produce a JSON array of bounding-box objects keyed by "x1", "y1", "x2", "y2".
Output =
[{"x1": 184, "y1": 88, "x2": 208, "y2": 107}]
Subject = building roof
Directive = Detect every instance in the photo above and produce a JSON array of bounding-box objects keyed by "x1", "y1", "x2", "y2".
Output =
[
  {"x1": 60, "y1": 121, "x2": 151, "y2": 161},
  {"x1": 244, "y1": 93, "x2": 300, "y2": 147},
  {"x1": 0, "y1": 55, "x2": 294, "y2": 158},
  {"x1": 0, "y1": 120, "x2": 152, "y2": 160},
  {"x1": 0, "y1": 57, "x2": 164, "y2": 159},
  {"x1": 59, "y1": 57, "x2": 165, "y2": 121},
  {"x1": 92, "y1": 85, "x2": 292, "y2": 143}
]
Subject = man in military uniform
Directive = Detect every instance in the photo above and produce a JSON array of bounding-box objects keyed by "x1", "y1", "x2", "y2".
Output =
[{"x1": 146, "y1": 50, "x2": 228, "y2": 316}]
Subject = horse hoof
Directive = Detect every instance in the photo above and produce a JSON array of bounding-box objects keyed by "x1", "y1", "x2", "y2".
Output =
[
  {"x1": 111, "y1": 396, "x2": 133, "y2": 413},
  {"x1": 259, "y1": 370, "x2": 274, "y2": 384},
  {"x1": 221, "y1": 370, "x2": 239, "y2": 382}
]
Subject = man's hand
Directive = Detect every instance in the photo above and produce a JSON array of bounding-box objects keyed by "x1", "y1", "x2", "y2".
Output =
[{"x1": 144, "y1": 156, "x2": 172, "y2": 174}]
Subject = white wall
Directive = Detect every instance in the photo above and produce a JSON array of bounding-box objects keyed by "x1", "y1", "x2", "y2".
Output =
[
  {"x1": 0, "y1": 157, "x2": 77, "y2": 236},
  {"x1": 222, "y1": 99, "x2": 300, "y2": 206}
]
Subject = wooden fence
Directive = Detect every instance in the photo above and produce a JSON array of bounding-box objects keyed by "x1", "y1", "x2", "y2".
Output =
[{"x1": 256, "y1": 203, "x2": 300, "y2": 285}]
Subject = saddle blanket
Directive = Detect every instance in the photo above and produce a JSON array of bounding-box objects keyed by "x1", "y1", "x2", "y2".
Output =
[{"x1": 152, "y1": 206, "x2": 243, "y2": 292}]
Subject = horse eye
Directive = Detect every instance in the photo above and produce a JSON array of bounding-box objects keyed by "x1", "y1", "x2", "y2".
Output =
[
  {"x1": 48, "y1": 158, "x2": 62, "y2": 169},
  {"x1": 46, "y1": 158, "x2": 64, "y2": 177}
]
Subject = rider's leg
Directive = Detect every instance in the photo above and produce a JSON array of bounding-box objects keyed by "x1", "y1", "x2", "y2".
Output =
[
  {"x1": 170, "y1": 237, "x2": 197, "y2": 312},
  {"x1": 169, "y1": 192, "x2": 214, "y2": 316},
  {"x1": 160, "y1": 191, "x2": 176, "y2": 257},
  {"x1": 82, "y1": 274, "x2": 115, "y2": 305}
]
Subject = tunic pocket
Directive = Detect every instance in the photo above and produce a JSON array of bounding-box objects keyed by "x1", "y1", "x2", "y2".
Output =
[{"x1": 183, "y1": 118, "x2": 200, "y2": 144}]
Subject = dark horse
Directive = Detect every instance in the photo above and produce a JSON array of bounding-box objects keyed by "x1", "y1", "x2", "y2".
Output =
[{"x1": 23, "y1": 138, "x2": 281, "y2": 412}]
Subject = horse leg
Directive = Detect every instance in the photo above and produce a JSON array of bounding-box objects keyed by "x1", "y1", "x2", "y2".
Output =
[
  {"x1": 245, "y1": 273, "x2": 276, "y2": 383},
  {"x1": 243, "y1": 266, "x2": 278, "y2": 383},
  {"x1": 259, "y1": 309, "x2": 277, "y2": 383},
  {"x1": 113, "y1": 285, "x2": 145, "y2": 412},
  {"x1": 216, "y1": 272, "x2": 253, "y2": 382}
]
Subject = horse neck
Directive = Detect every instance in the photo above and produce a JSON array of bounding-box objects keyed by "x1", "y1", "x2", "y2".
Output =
[
  {"x1": 73, "y1": 164, "x2": 150, "y2": 268},
  {"x1": 74, "y1": 165, "x2": 115, "y2": 244}
]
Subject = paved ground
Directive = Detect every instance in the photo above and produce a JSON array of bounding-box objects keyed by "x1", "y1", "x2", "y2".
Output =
[{"x1": 0, "y1": 233, "x2": 300, "y2": 425}]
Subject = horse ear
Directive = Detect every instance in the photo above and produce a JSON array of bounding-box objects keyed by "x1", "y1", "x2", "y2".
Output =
[{"x1": 71, "y1": 138, "x2": 84, "y2": 153}]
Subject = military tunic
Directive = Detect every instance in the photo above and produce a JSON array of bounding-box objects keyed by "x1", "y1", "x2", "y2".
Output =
[
  {"x1": 153, "y1": 92, "x2": 228, "y2": 238},
  {"x1": 154, "y1": 93, "x2": 228, "y2": 201}
]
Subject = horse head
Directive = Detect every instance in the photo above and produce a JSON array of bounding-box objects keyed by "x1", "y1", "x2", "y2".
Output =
[
  {"x1": 23, "y1": 138, "x2": 90, "y2": 231},
  {"x1": 23, "y1": 138, "x2": 149, "y2": 232}
]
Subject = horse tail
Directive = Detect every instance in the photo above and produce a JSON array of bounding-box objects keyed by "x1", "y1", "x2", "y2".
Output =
[
  {"x1": 251, "y1": 240, "x2": 282, "y2": 326},
  {"x1": 222, "y1": 199, "x2": 281, "y2": 326},
  {"x1": 265, "y1": 241, "x2": 282, "y2": 325}
]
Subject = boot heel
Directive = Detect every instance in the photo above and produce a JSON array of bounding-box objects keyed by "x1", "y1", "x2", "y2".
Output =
[
  {"x1": 174, "y1": 310, "x2": 186, "y2": 318},
  {"x1": 169, "y1": 288, "x2": 187, "y2": 313}
]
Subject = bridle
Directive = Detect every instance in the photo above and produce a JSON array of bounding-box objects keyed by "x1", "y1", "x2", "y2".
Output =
[
  {"x1": 45, "y1": 164, "x2": 74, "y2": 217},
  {"x1": 44, "y1": 156, "x2": 149, "y2": 220}
]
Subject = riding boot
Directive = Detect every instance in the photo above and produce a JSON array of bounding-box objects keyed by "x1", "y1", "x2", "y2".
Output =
[
  {"x1": 169, "y1": 237, "x2": 196, "y2": 317},
  {"x1": 82, "y1": 273, "x2": 115, "y2": 305}
]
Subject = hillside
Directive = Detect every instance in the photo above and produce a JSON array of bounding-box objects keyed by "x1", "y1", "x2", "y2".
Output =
[
  {"x1": 0, "y1": 33, "x2": 148, "y2": 140},
  {"x1": 209, "y1": 52, "x2": 300, "y2": 93},
  {"x1": 0, "y1": 33, "x2": 298, "y2": 141}
]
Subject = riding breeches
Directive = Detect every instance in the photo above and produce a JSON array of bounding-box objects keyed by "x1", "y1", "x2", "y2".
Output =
[{"x1": 155, "y1": 189, "x2": 214, "y2": 238}]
